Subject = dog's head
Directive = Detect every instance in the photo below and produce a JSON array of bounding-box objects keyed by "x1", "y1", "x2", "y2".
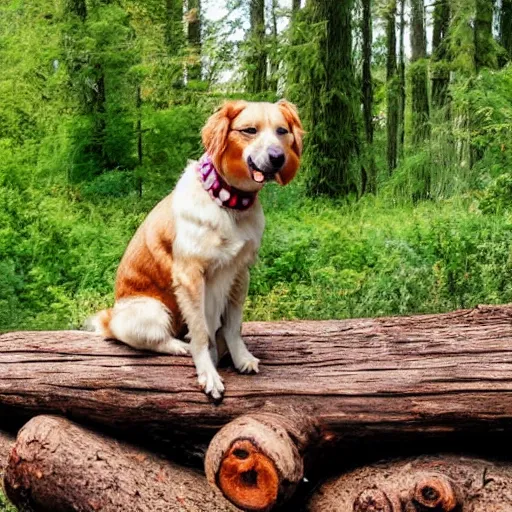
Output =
[{"x1": 201, "y1": 100, "x2": 304, "y2": 191}]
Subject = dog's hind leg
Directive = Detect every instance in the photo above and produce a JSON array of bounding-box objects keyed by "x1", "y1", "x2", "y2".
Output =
[{"x1": 94, "y1": 296, "x2": 189, "y2": 356}]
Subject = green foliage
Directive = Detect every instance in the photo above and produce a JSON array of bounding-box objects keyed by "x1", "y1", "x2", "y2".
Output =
[
  {"x1": 1, "y1": 0, "x2": 512, "y2": 339},
  {"x1": 0, "y1": 492, "x2": 16, "y2": 512}
]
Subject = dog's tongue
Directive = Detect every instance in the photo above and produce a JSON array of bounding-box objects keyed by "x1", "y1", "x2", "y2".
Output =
[{"x1": 253, "y1": 170, "x2": 265, "y2": 183}]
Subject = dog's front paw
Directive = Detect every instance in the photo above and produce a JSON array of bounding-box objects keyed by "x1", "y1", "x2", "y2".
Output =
[
  {"x1": 197, "y1": 368, "x2": 225, "y2": 399},
  {"x1": 235, "y1": 353, "x2": 260, "y2": 374}
]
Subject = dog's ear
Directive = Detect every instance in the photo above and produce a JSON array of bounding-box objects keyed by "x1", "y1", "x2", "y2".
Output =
[
  {"x1": 277, "y1": 99, "x2": 304, "y2": 157},
  {"x1": 202, "y1": 100, "x2": 247, "y2": 169}
]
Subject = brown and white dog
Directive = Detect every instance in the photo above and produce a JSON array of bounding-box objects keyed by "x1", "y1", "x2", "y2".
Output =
[{"x1": 91, "y1": 100, "x2": 303, "y2": 399}]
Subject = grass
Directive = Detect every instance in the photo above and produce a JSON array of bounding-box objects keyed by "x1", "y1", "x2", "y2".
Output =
[{"x1": 1, "y1": 178, "x2": 512, "y2": 333}]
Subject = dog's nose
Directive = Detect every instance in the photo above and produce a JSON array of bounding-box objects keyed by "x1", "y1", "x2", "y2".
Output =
[{"x1": 268, "y1": 146, "x2": 285, "y2": 170}]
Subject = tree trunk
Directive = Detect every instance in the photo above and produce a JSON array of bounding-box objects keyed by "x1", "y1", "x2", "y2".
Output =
[
  {"x1": 475, "y1": 0, "x2": 496, "y2": 71},
  {"x1": 3, "y1": 415, "x2": 236, "y2": 512},
  {"x1": 269, "y1": 0, "x2": 279, "y2": 93},
  {"x1": 187, "y1": 0, "x2": 201, "y2": 82},
  {"x1": 247, "y1": 0, "x2": 267, "y2": 93},
  {"x1": 3, "y1": 306, "x2": 512, "y2": 457},
  {"x1": 304, "y1": 0, "x2": 361, "y2": 196},
  {"x1": 386, "y1": 0, "x2": 398, "y2": 174},
  {"x1": 410, "y1": 0, "x2": 430, "y2": 143},
  {"x1": 205, "y1": 412, "x2": 321, "y2": 511},
  {"x1": 308, "y1": 454, "x2": 512, "y2": 511},
  {"x1": 0, "y1": 431, "x2": 14, "y2": 482},
  {"x1": 501, "y1": 0, "x2": 512, "y2": 62},
  {"x1": 431, "y1": 0, "x2": 450, "y2": 109},
  {"x1": 292, "y1": 0, "x2": 301, "y2": 14},
  {"x1": 398, "y1": 0, "x2": 406, "y2": 159},
  {"x1": 165, "y1": 0, "x2": 183, "y2": 52},
  {"x1": 361, "y1": 0, "x2": 375, "y2": 193}
]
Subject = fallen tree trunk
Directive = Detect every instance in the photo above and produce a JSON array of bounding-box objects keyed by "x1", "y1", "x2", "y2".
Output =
[
  {"x1": 2, "y1": 305, "x2": 512, "y2": 457},
  {"x1": 3, "y1": 415, "x2": 237, "y2": 512},
  {"x1": 307, "y1": 454, "x2": 512, "y2": 511},
  {"x1": 0, "y1": 431, "x2": 14, "y2": 483}
]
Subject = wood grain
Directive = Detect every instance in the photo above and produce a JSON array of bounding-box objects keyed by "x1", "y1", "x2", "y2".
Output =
[
  {"x1": 308, "y1": 454, "x2": 512, "y2": 511},
  {"x1": 2, "y1": 305, "x2": 512, "y2": 454},
  {"x1": 3, "y1": 415, "x2": 237, "y2": 512}
]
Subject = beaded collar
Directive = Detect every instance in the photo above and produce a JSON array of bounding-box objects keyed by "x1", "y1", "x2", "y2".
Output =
[{"x1": 196, "y1": 153, "x2": 257, "y2": 211}]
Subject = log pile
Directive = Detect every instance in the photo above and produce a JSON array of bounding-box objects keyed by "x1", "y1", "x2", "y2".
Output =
[{"x1": 1, "y1": 304, "x2": 512, "y2": 510}]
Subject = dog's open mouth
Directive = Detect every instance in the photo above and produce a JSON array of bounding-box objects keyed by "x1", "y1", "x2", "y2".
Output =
[{"x1": 248, "y1": 156, "x2": 276, "y2": 184}]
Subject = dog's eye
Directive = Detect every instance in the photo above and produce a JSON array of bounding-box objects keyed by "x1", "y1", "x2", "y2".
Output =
[
  {"x1": 240, "y1": 127, "x2": 257, "y2": 135},
  {"x1": 276, "y1": 127, "x2": 289, "y2": 135}
]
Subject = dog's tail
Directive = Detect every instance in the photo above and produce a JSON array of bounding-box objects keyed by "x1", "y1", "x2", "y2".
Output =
[{"x1": 83, "y1": 308, "x2": 114, "y2": 338}]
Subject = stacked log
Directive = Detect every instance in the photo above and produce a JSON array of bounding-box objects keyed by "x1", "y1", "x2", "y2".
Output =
[{"x1": 1, "y1": 305, "x2": 512, "y2": 510}]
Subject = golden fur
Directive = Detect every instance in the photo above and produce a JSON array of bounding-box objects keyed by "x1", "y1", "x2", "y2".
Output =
[{"x1": 92, "y1": 100, "x2": 303, "y2": 398}]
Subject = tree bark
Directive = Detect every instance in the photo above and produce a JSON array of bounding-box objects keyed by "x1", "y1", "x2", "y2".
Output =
[
  {"x1": 475, "y1": 0, "x2": 496, "y2": 71},
  {"x1": 247, "y1": 0, "x2": 267, "y2": 93},
  {"x1": 307, "y1": 454, "x2": 512, "y2": 511},
  {"x1": 431, "y1": 0, "x2": 450, "y2": 109},
  {"x1": 398, "y1": 0, "x2": 406, "y2": 159},
  {"x1": 304, "y1": 0, "x2": 361, "y2": 196},
  {"x1": 187, "y1": 0, "x2": 201, "y2": 82},
  {"x1": 205, "y1": 412, "x2": 321, "y2": 511},
  {"x1": 0, "y1": 431, "x2": 14, "y2": 482},
  {"x1": 386, "y1": 0, "x2": 398, "y2": 174},
  {"x1": 3, "y1": 415, "x2": 236, "y2": 512},
  {"x1": 361, "y1": 0, "x2": 375, "y2": 193},
  {"x1": 410, "y1": 0, "x2": 430, "y2": 143},
  {"x1": 3, "y1": 306, "x2": 512, "y2": 456}
]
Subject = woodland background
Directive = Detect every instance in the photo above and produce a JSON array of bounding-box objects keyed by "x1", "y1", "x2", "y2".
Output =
[{"x1": 0, "y1": 0, "x2": 512, "y2": 337}]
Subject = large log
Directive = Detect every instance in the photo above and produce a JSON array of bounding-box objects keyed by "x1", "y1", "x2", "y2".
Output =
[
  {"x1": 2, "y1": 305, "x2": 512, "y2": 456},
  {"x1": 307, "y1": 454, "x2": 512, "y2": 511},
  {"x1": 3, "y1": 415, "x2": 237, "y2": 512}
]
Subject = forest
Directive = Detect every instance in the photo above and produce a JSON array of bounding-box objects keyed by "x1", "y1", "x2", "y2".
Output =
[{"x1": 0, "y1": 0, "x2": 512, "y2": 339}]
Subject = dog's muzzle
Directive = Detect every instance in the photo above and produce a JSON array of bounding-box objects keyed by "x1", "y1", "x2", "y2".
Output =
[{"x1": 248, "y1": 145, "x2": 286, "y2": 183}]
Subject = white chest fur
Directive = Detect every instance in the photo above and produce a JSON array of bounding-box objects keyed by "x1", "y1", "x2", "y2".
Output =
[{"x1": 171, "y1": 163, "x2": 265, "y2": 338}]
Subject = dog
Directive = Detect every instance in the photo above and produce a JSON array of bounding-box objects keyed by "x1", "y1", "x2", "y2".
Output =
[{"x1": 91, "y1": 100, "x2": 303, "y2": 399}]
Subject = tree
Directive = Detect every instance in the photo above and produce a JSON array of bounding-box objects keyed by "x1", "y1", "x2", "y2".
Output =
[
  {"x1": 301, "y1": 0, "x2": 361, "y2": 196},
  {"x1": 187, "y1": 0, "x2": 201, "y2": 82},
  {"x1": 361, "y1": 0, "x2": 375, "y2": 192},
  {"x1": 410, "y1": 0, "x2": 430, "y2": 144},
  {"x1": 386, "y1": 0, "x2": 398, "y2": 173},
  {"x1": 247, "y1": 0, "x2": 266, "y2": 93},
  {"x1": 397, "y1": 0, "x2": 406, "y2": 158},
  {"x1": 431, "y1": 0, "x2": 450, "y2": 108},
  {"x1": 268, "y1": 0, "x2": 280, "y2": 93},
  {"x1": 474, "y1": 0, "x2": 496, "y2": 71},
  {"x1": 501, "y1": 0, "x2": 512, "y2": 61}
]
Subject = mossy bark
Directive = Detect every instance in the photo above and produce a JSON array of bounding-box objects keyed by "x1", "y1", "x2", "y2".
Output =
[
  {"x1": 362, "y1": 0, "x2": 375, "y2": 193},
  {"x1": 431, "y1": 0, "x2": 450, "y2": 109},
  {"x1": 410, "y1": 0, "x2": 430, "y2": 144},
  {"x1": 386, "y1": 0, "x2": 398, "y2": 174},
  {"x1": 303, "y1": 0, "x2": 361, "y2": 196},
  {"x1": 187, "y1": 0, "x2": 201, "y2": 82},
  {"x1": 247, "y1": 0, "x2": 267, "y2": 93},
  {"x1": 475, "y1": 0, "x2": 496, "y2": 71}
]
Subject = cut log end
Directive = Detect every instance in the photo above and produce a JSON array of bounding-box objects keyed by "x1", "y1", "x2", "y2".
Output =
[
  {"x1": 217, "y1": 440, "x2": 279, "y2": 511},
  {"x1": 412, "y1": 475, "x2": 459, "y2": 511},
  {"x1": 205, "y1": 411, "x2": 321, "y2": 511}
]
